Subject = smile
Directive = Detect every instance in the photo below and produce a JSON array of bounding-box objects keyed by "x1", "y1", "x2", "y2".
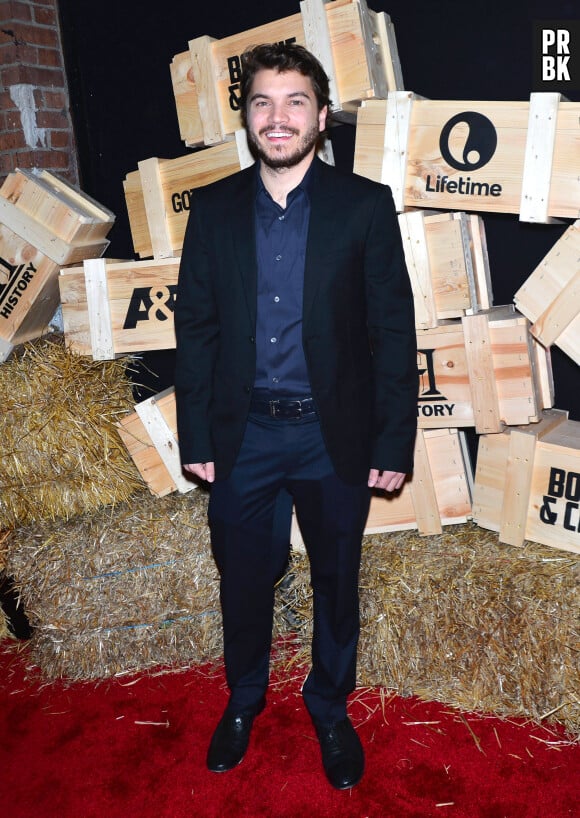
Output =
[{"x1": 262, "y1": 129, "x2": 297, "y2": 140}]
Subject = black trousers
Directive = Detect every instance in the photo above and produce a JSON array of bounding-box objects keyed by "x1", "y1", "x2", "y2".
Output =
[{"x1": 208, "y1": 412, "x2": 371, "y2": 725}]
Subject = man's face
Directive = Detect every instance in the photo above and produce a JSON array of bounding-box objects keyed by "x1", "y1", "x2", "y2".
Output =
[{"x1": 245, "y1": 68, "x2": 327, "y2": 169}]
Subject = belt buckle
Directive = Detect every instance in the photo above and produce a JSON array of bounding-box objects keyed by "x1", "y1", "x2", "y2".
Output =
[{"x1": 269, "y1": 399, "x2": 302, "y2": 418}]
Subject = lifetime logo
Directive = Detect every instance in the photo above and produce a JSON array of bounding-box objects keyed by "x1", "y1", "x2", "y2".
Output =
[{"x1": 424, "y1": 112, "x2": 502, "y2": 199}]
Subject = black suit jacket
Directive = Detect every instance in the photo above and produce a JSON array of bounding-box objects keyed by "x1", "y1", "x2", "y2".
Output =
[{"x1": 174, "y1": 157, "x2": 418, "y2": 484}]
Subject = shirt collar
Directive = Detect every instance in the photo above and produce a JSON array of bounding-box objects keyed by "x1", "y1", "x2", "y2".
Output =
[{"x1": 255, "y1": 156, "x2": 317, "y2": 205}]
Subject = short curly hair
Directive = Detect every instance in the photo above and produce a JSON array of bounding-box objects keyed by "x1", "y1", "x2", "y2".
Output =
[{"x1": 240, "y1": 42, "x2": 331, "y2": 128}]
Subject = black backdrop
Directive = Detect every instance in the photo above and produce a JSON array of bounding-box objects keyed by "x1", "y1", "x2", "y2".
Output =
[{"x1": 56, "y1": 0, "x2": 580, "y2": 415}]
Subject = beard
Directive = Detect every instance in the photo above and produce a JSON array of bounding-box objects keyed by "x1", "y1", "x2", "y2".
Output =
[{"x1": 246, "y1": 122, "x2": 321, "y2": 169}]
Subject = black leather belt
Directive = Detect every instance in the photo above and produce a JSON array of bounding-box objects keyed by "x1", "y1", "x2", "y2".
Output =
[{"x1": 250, "y1": 395, "x2": 316, "y2": 419}]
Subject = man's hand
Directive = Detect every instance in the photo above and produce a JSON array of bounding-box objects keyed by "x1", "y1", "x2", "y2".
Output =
[
  {"x1": 368, "y1": 468, "x2": 406, "y2": 493},
  {"x1": 183, "y1": 462, "x2": 215, "y2": 483}
]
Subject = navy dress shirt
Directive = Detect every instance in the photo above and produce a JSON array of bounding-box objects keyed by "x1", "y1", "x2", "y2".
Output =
[{"x1": 253, "y1": 165, "x2": 313, "y2": 396}]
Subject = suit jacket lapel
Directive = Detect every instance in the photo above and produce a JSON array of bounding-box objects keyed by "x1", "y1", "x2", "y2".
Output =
[
  {"x1": 303, "y1": 159, "x2": 339, "y2": 328},
  {"x1": 231, "y1": 167, "x2": 258, "y2": 329}
]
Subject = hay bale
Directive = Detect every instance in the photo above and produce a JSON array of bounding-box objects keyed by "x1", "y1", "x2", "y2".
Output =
[
  {"x1": 7, "y1": 471, "x2": 577, "y2": 735},
  {"x1": 5, "y1": 489, "x2": 224, "y2": 679},
  {"x1": 0, "y1": 334, "x2": 144, "y2": 529},
  {"x1": 4, "y1": 486, "x2": 296, "y2": 681},
  {"x1": 285, "y1": 524, "x2": 579, "y2": 734}
]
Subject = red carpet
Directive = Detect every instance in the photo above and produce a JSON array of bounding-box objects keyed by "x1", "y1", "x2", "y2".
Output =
[{"x1": 1, "y1": 641, "x2": 577, "y2": 818}]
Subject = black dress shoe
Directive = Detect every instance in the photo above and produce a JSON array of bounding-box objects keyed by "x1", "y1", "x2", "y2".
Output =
[
  {"x1": 314, "y1": 717, "x2": 365, "y2": 790},
  {"x1": 206, "y1": 701, "x2": 265, "y2": 773}
]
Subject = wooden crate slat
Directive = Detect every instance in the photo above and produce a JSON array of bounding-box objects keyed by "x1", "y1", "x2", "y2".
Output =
[
  {"x1": 407, "y1": 428, "x2": 443, "y2": 535},
  {"x1": 519, "y1": 92, "x2": 560, "y2": 223},
  {"x1": 189, "y1": 35, "x2": 224, "y2": 147},
  {"x1": 467, "y1": 213, "x2": 493, "y2": 310},
  {"x1": 83, "y1": 258, "x2": 115, "y2": 361},
  {"x1": 461, "y1": 312, "x2": 502, "y2": 433},
  {"x1": 137, "y1": 157, "x2": 174, "y2": 259},
  {"x1": 499, "y1": 430, "x2": 538, "y2": 547},
  {"x1": 398, "y1": 210, "x2": 437, "y2": 328},
  {"x1": 169, "y1": 51, "x2": 203, "y2": 147},
  {"x1": 135, "y1": 391, "x2": 193, "y2": 494},
  {"x1": 372, "y1": 11, "x2": 404, "y2": 94},
  {"x1": 300, "y1": 0, "x2": 340, "y2": 112}
]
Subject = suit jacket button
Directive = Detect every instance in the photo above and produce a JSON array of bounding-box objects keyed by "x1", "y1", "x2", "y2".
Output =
[
  {"x1": 243, "y1": 385, "x2": 251, "y2": 393},
  {"x1": 249, "y1": 336, "x2": 255, "y2": 343}
]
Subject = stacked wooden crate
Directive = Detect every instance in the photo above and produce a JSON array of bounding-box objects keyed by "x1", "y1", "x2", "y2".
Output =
[
  {"x1": 350, "y1": 81, "x2": 580, "y2": 554},
  {"x1": 52, "y1": 0, "x2": 577, "y2": 553},
  {"x1": 112, "y1": 0, "x2": 577, "y2": 547},
  {"x1": 0, "y1": 168, "x2": 114, "y2": 361}
]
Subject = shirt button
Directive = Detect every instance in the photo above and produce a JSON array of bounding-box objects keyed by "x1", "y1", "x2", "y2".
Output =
[
  {"x1": 274, "y1": 296, "x2": 280, "y2": 303},
  {"x1": 270, "y1": 337, "x2": 277, "y2": 344},
  {"x1": 275, "y1": 254, "x2": 282, "y2": 261},
  {"x1": 272, "y1": 377, "x2": 279, "y2": 383}
]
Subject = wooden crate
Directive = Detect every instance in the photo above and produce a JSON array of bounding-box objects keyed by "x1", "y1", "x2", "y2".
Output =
[
  {"x1": 291, "y1": 427, "x2": 473, "y2": 547},
  {"x1": 400, "y1": 210, "x2": 492, "y2": 328},
  {"x1": 170, "y1": 0, "x2": 403, "y2": 147},
  {"x1": 472, "y1": 409, "x2": 580, "y2": 554},
  {"x1": 416, "y1": 306, "x2": 553, "y2": 433},
  {"x1": 117, "y1": 387, "x2": 193, "y2": 497},
  {"x1": 353, "y1": 93, "x2": 580, "y2": 223},
  {"x1": 58, "y1": 256, "x2": 180, "y2": 359},
  {"x1": 118, "y1": 388, "x2": 473, "y2": 536},
  {"x1": 0, "y1": 169, "x2": 114, "y2": 359},
  {"x1": 123, "y1": 134, "x2": 334, "y2": 260},
  {"x1": 514, "y1": 219, "x2": 580, "y2": 367}
]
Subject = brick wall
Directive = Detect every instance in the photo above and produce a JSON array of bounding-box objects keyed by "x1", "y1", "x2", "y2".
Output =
[{"x1": 0, "y1": 0, "x2": 78, "y2": 185}]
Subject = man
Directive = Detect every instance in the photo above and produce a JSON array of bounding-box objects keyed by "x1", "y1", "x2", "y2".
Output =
[{"x1": 175, "y1": 42, "x2": 417, "y2": 790}]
